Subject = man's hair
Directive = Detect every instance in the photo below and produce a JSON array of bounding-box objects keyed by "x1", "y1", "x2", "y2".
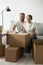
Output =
[
  {"x1": 19, "y1": 13, "x2": 25, "y2": 16},
  {"x1": 27, "y1": 15, "x2": 33, "y2": 20}
]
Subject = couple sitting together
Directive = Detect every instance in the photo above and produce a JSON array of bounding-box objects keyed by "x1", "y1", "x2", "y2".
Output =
[{"x1": 12, "y1": 13, "x2": 37, "y2": 53}]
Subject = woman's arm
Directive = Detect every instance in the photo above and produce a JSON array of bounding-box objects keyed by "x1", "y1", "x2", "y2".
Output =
[{"x1": 31, "y1": 28, "x2": 37, "y2": 36}]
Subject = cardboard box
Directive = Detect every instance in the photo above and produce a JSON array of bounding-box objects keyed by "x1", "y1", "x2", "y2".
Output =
[
  {"x1": 5, "y1": 46, "x2": 23, "y2": 62},
  {"x1": 7, "y1": 32, "x2": 30, "y2": 48},
  {"x1": 0, "y1": 34, "x2": 2, "y2": 45},
  {"x1": 32, "y1": 39, "x2": 43, "y2": 59},
  {"x1": 33, "y1": 39, "x2": 43, "y2": 64},
  {"x1": 33, "y1": 39, "x2": 43, "y2": 45},
  {"x1": 0, "y1": 45, "x2": 5, "y2": 57},
  {"x1": 0, "y1": 26, "x2": 2, "y2": 33}
]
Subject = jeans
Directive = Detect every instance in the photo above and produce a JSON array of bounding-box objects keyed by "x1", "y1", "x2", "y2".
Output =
[
  {"x1": 29, "y1": 35, "x2": 37, "y2": 51},
  {"x1": 24, "y1": 35, "x2": 37, "y2": 53}
]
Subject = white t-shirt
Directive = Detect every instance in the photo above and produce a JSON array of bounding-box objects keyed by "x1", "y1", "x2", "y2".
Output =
[
  {"x1": 14, "y1": 21, "x2": 36, "y2": 34},
  {"x1": 24, "y1": 22, "x2": 36, "y2": 34},
  {"x1": 14, "y1": 21, "x2": 26, "y2": 32}
]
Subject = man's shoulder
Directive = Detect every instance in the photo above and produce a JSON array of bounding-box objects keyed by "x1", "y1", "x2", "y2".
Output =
[
  {"x1": 17, "y1": 21, "x2": 26, "y2": 24},
  {"x1": 14, "y1": 21, "x2": 19, "y2": 25},
  {"x1": 14, "y1": 21, "x2": 27, "y2": 24},
  {"x1": 16, "y1": 21, "x2": 21, "y2": 25}
]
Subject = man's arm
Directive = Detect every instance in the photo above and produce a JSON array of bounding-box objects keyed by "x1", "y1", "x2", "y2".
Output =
[{"x1": 12, "y1": 24, "x2": 16, "y2": 31}]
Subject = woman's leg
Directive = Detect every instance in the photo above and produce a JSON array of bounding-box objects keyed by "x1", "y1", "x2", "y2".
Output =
[
  {"x1": 29, "y1": 35, "x2": 37, "y2": 53},
  {"x1": 24, "y1": 35, "x2": 37, "y2": 53}
]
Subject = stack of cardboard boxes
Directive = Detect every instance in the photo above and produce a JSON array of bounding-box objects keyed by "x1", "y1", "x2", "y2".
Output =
[
  {"x1": 0, "y1": 26, "x2": 2, "y2": 33},
  {"x1": 0, "y1": 45, "x2": 5, "y2": 57},
  {"x1": 0, "y1": 26, "x2": 5, "y2": 57},
  {"x1": 5, "y1": 32, "x2": 30, "y2": 62},
  {"x1": 0, "y1": 27, "x2": 43, "y2": 64}
]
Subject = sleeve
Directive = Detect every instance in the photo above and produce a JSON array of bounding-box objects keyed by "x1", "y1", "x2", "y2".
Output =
[
  {"x1": 11, "y1": 22, "x2": 18, "y2": 31},
  {"x1": 14, "y1": 22, "x2": 18, "y2": 26},
  {"x1": 31, "y1": 23, "x2": 36, "y2": 30},
  {"x1": 31, "y1": 23, "x2": 37, "y2": 34},
  {"x1": 13, "y1": 27, "x2": 19, "y2": 33}
]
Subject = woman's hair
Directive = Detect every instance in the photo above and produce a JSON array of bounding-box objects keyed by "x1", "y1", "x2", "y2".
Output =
[{"x1": 27, "y1": 15, "x2": 33, "y2": 20}]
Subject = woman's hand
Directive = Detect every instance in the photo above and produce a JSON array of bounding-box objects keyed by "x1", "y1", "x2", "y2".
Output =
[{"x1": 31, "y1": 28, "x2": 36, "y2": 36}]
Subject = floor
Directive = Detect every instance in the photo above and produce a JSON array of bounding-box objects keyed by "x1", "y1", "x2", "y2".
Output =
[{"x1": 0, "y1": 53, "x2": 42, "y2": 65}]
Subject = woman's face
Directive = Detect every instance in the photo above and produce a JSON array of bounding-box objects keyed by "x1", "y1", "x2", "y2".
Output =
[{"x1": 26, "y1": 16, "x2": 32, "y2": 23}]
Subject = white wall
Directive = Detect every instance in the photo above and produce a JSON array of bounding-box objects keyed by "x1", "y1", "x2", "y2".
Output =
[{"x1": 0, "y1": 0, "x2": 43, "y2": 30}]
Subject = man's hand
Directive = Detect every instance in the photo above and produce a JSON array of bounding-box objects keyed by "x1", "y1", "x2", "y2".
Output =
[
  {"x1": 21, "y1": 26, "x2": 26, "y2": 33},
  {"x1": 15, "y1": 32, "x2": 18, "y2": 34}
]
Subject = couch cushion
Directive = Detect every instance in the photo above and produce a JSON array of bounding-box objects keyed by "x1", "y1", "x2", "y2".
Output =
[
  {"x1": 35, "y1": 23, "x2": 43, "y2": 35},
  {"x1": 37, "y1": 35, "x2": 43, "y2": 39}
]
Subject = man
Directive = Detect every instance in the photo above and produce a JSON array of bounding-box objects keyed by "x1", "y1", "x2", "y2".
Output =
[{"x1": 12, "y1": 13, "x2": 26, "y2": 33}]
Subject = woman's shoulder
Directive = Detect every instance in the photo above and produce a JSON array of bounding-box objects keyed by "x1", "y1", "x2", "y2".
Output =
[{"x1": 31, "y1": 22, "x2": 35, "y2": 25}]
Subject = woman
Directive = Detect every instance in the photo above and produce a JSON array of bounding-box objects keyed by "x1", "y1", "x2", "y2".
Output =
[{"x1": 24, "y1": 15, "x2": 37, "y2": 53}]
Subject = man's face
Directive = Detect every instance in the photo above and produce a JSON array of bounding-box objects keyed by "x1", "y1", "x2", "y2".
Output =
[
  {"x1": 26, "y1": 16, "x2": 31, "y2": 22},
  {"x1": 19, "y1": 14, "x2": 25, "y2": 22}
]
